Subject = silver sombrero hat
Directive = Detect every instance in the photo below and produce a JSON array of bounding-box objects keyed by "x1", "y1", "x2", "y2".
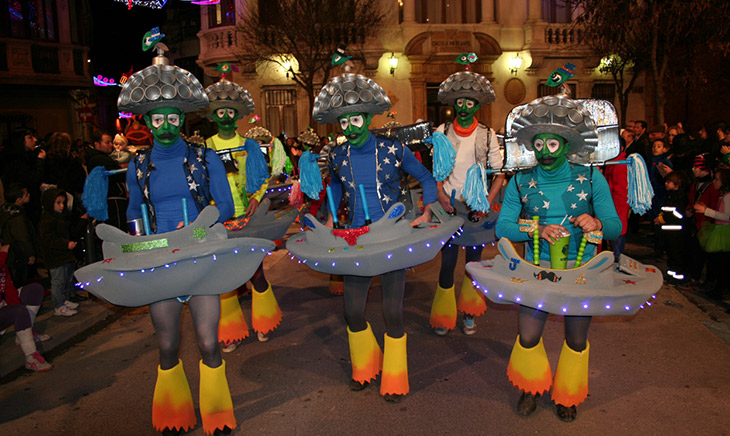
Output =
[
  {"x1": 205, "y1": 78, "x2": 255, "y2": 120},
  {"x1": 437, "y1": 71, "x2": 496, "y2": 106},
  {"x1": 117, "y1": 46, "x2": 208, "y2": 115},
  {"x1": 312, "y1": 73, "x2": 391, "y2": 124}
]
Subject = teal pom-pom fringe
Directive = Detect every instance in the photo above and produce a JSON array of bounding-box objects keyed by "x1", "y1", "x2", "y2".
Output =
[
  {"x1": 82, "y1": 166, "x2": 109, "y2": 221},
  {"x1": 425, "y1": 131, "x2": 455, "y2": 181},
  {"x1": 244, "y1": 138, "x2": 270, "y2": 193},
  {"x1": 627, "y1": 153, "x2": 653, "y2": 215},
  {"x1": 299, "y1": 150, "x2": 323, "y2": 200},
  {"x1": 461, "y1": 163, "x2": 490, "y2": 212}
]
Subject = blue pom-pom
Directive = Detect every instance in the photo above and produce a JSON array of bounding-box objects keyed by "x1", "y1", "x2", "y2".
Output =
[
  {"x1": 461, "y1": 163, "x2": 490, "y2": 212},
  {"x1": 627, "y1": 153, "x2": 654, "y2": 215},
  {"x1": 244, "y1": 138, "x2": 270, "y2": 193},
  {"x1": 425, "y1": 131, "x2": 455, "y2": 181},
  {"x1": 82, "y1": 166, "x2": 109, "y2": 221},
  {"x1": 299, "y1": 150, "x2": 323, "y2": 200}
]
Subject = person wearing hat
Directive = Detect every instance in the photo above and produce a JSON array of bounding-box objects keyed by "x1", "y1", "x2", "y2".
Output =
[
  {"x1": 677, "y1": 153, "x2": 721, "y2": 291},
  {"x1": 204, "y1": 68, "x2": 282, "y2": 350},
  {"x1": 118, "y1": 41, "x2": 236, "y2": 436},
  {"x1": 429, "y1": 67, "x2": 506, "y2": 337},
  {"x1": 311, "y1": 68, "x2": 437, "y2": 403},
  {"x1": 495, "y1": 93, "x2": 622, "y2": 422}
]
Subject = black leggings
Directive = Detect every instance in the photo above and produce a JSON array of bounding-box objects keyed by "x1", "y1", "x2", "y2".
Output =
[
  {"x1": 150, "y1": 295, "x2": 222, "y2": 370},
  {"x1": 250, "y1": 263, "x2": 268, "y2": 293},
  {"x1": 517, "y1": 305, "x2": 591, "y2": 352},
  {"x1": 344, "y1": 269, "x2": 406, "y2": 338},
  {"x1": 439, "y1": 242, "x2": 483, "y2": 288}
]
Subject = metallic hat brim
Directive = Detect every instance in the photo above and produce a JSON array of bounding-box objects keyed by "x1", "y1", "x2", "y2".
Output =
[{"x1": 117, "y1": 64, "x2": 208, "y2": 115}]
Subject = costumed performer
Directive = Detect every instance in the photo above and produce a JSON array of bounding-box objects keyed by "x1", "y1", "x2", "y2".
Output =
[
  {"x1": 204, "y1": 63, "x2": 282, "y2": 350},
  {"x1": 429, "y1": 53, "x2": 505, "y2": 336},
  {"x1": 118, "y1": 33, "x2": 236, "y2": 436},
  {"x1": 312, "y1": 60, "x2": 437, "y2": 403},
  {"x1": 495, "y1": 90, "x2": 622, "y2": 422}
]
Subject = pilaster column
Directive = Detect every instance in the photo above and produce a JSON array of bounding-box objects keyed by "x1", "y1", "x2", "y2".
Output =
[
  {"x1": 528, "y1": 0, "x2": 543, "y2": 23},
  {"x1": 480, "y1": 0, "x2": 495, "y2": 24},
  {"x1": 402, "y1": 0, "x2": 417, "y2": 24}
]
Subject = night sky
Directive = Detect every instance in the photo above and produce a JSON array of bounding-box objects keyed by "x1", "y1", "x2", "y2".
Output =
[{"x1": 88, "y1": 0, "x2": 188, "y2": 79}]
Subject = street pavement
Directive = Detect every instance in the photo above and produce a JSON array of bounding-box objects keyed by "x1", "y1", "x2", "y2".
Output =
[{"x1": 0, "y1": 226, "x2": 729, "y2": 436}]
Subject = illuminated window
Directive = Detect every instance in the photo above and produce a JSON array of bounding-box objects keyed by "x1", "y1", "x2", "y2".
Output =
[
  {"x1": 264, "y1": 87, "x2": 297, "y2": 139},
  {"x1": 208, "y1": 0, "x2": 235, "y2": 28},
  {"x1": 5, "y1": 0, "x2": 57, "y2": 40},
  {"x1": 415, "y1": 0, "x2": 481, "y2": 24}
]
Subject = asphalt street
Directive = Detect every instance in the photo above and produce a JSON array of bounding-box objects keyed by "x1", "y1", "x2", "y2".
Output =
[{"x1": 0, "y1": 228, "x2": 729, "y2": 436}]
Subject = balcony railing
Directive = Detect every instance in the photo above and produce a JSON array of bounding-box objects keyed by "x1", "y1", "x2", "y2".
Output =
[
  {"x1": 199, "y1": 26, "x2": 241, "y2": 62},
  {"x1": 545, "y1": 25, "x2": 583, "y2": 45}
]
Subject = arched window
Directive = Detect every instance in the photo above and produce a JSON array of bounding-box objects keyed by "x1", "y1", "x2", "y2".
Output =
[{"x1": 415, "y1": 0, "x2": 482, "y2": 24}]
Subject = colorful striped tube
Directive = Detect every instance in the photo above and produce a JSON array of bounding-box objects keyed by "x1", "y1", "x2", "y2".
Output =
[
  {"x1": 506, "y1": 336, "x2": 553, "y2": 395},
  {"x1": 552, "y1": 341, "x2": 590, "y2": 407},
  {"x1": 347, "y1": 323, "x2": 383, "y2": 384},
  {"x1": 381, "y1": 333, "x2": 409, "y2": 396},
  {"x1": 218, "y1": 290, "x2": 250, "y2": 345},
  {"x1": 251, "y1": 282, "x2": 282, "y2": 334},
  {"x1": 430, "y1": 284, "x2": 457, "y2": 329},
  {"x1": 199, "y1": 360, "x2": 236, "y2": 435},
  {"x1": 456, "y1": 274, "x2": 487, "y2": 317},
  {"x1": 152, "y1": 360, "x2": 196, "y2": 433}
]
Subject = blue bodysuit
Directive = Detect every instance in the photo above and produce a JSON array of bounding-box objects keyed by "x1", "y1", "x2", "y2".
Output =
[
  {"x1": 127, "y1": 137, "x2": 234, "y2": 234},
  {"x1": 496, "y1": 161, "x2": 621, "y2": 262},
  {"x1": 328, "y1": 134, "x2": 437, "y2": 228}
]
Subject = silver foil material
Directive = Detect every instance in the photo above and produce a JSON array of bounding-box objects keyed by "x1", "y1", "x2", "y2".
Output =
[
  {"x1": 437, "y1": 71, "x2": 496, "y2": 106},
  {"x1": 313, "y1": 73, "x2": 391, "y2": 123},
  {"x1": 118, "y1": 64, "x2": 208, "y2": 115},
  {"x1": 205, "y1": 79, "x2": 256, "y2": 119}
]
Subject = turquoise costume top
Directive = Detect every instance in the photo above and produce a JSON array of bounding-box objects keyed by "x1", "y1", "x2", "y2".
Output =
[{"x1": 496, "y1": 160, "x2": 621, "y2": 262}]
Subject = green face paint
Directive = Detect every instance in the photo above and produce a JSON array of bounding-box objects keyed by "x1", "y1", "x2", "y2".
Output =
[
  {"x1": 454, "y1": 97, "x2": 479, "y2": 128},
  {"x1": 338, "y1": 112, "x2": 372, "y2": 147},
  {"x1": 212, "y1": 107, "x2": 238, "y2": 138},
  {"x1": 532, "y1": 133, "x2": 568, "y2": 171},
  {"x1": 144, "y1": 107, "x2": 185, "y2": 147}
]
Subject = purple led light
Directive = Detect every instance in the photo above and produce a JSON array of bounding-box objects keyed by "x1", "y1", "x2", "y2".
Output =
[
  {"x1": 387, "y1": 253, "x2": 392, "y2": 259},
  {"x1": 426, "y1": 243, "x2": 431, "y2": 248},
  {"x1": 515, "y1": 297, "x2": 521, "y2": 302},
  {"x1": 332, "y1": 261, "x2": 336, "y2": 267},
  {"x1": 562, "y1": 307, "x2": 567, "y2": 313},
  {"x1": 234, "y1": 249, "x2": 238, "y2": 254},
  {"x1": 498, "y1": 293, "x2": 503, "y2": 298},
  {"x1": 408, "y1": 247, "x2": 413, "y2": 253},
  {"x1": 165, "y1": 264, "x2": 170, "y2": 268},
  {"x1": 119, "y1": 272, "x2": 124, "y2": 277},
  {"x1": 605, "y1": 304, "x2": 611, "y2": 310},
  {"x1": 355, "y1": 262, "x2": 360, "y2": 266},
  {"x1": 583, "y1": 303, "x2": 589, "y2": 309},
  {"x1": 537, "y1": 303, "x2": 543, "y2": 309},
  {"x1": 141, "y1": 269, "x2": 146, "y2": 273},
  {"x1": 624, "y1": 306, "x2": 630, "y2": 311}
]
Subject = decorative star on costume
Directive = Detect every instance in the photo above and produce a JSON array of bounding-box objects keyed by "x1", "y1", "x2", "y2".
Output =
[
  {"x1": 542, "y1": 200, "x2": 550, "y2": 209},
  {"x1": 189, "y1": 180, "x2": 199, "y2": 191},
  {"x1": 567, "y1": 184, "x2": 575, "y2": 192},
  {"x1": 571, "y1": 203, "x2": 578, "y2": 209},
  {"x1": 528, "y1": 178, "x2": 538, "y2": 189},
  {"x1": 576, "y1": 174, "x2": 588, "y2": 184},
  {"x1": 577, "y1": 190, "x2": 588, "y2": 201},
  {"x1": 387, "y1": 144, "x2": 398, "y2": 154}
]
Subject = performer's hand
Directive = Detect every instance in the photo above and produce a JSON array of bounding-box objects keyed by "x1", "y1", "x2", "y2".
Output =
[
  {"x1": 694, "y1": 202, "x2": 707, "y2": 214},
  {"x1": 538, "y1": 224, "x2": 569, "y2": 245},
  {"x1": 570, "y1": 214, "x2": 602, "y2": 233},
  {"x1": 245, "y1": 198, "x2": 260, "y2": 217},
  {"x1": 37, "y1": 149, "x2": 46, "y2": 159},
  {"x1": 176, "y1": 221, "x2": 184, "y2": 229},
  {"x1": 27, "y1": 256, "x2": 36, "y2": 265},
  {"x1": 67, "y1": 241, "x2": 77, "y2": 250},
  {"x1": 437, "y1": 188, "x2": 454, "y2": 213},
  {"x1": 411, "y1": 206, "x2": 433, "y2": 227}
]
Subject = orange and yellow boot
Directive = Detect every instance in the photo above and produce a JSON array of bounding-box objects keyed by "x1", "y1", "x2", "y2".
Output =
[
  {"x1": 151, "y1": 360, "x2": 196, "y2": 434},
  {"x1": 430, "y1": 284, "x2": 456, "y2": 335},
  {"x1": 506, "y1": 336, "x2": 553, "y2": 416},
  {"x1": 347, "y1": 323, "x2": 383, "y2": 391},
  {"x1": 199, "y1": 360, "x2": 237, "y2": 435},
  {"x1": 219, "y1": 290, "x2": 250, "y2": 352},
  {"x1": 380, "y1": 333, "x2": 409, "y2": 403},
  {"x1": 552, "y1": 341, "x2": 590, "y2": 422},
  {"x1": 251, "y1": 282, "x2": 282, "y2": 342}
]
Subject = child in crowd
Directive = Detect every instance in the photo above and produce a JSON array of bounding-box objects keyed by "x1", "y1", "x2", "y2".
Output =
[
  {"x1": 1, "y1": 242, "x2": 52, "y2": 371},
  {"x1": 0, "y1": 183, "x2": 42, "y2": 287},
  {"x1": 678, "y1": 154, "x2": 721, "y2": 291},
  {"x1": 649, "y1": 139, "x2": 674, "y2": 258},
  {"x1": 695, "y1": 169, "x2": 730, "y2": 300},
  {"x1": 38, "y1": 188, "x2": 85, "y2": 317},
  {"x1": 655, "y1": 171, "x2": 688, "y2": 283}
]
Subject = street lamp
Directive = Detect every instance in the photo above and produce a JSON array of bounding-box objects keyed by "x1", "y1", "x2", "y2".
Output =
[
  {"x1": 389, "y1": 53, "x2": 399, "y2": 76},
  {"x1": 508, "y1": 54, "x2": 523, "y2": 76}
]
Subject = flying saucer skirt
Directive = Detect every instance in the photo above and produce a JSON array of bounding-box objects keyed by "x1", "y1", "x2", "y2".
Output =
[
  {"x1": 225, "y1": 198, "x2": 298, "y2": 241},
  {"x1": 75, "y1": 206, "x2": 276, "y2": 307},
  {"x1": 465, "y1": 238, "x2": 663, "y2": 316},
  {"x1": 287, "y1": 203, "x2": 464, "y2": 277}
]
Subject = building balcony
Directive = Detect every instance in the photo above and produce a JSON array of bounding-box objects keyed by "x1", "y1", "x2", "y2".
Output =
[
  {"x1": 0, "y1": 38, "x2": 90, "y2": 88},
  {"x1": 197, "y1": 25, "x2": 242, "y2": 67}
]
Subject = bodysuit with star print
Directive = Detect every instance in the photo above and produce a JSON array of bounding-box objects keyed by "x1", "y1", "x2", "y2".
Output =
[
  {"x1": 496, "y1": 160, "x2": 621, "y2": 263},
  {"x1": 328, "y1": 134, "x2": 437, "y2": 228},
  {"x1": 126, "y1": 137, "x2": 234, "y2": 233}
]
